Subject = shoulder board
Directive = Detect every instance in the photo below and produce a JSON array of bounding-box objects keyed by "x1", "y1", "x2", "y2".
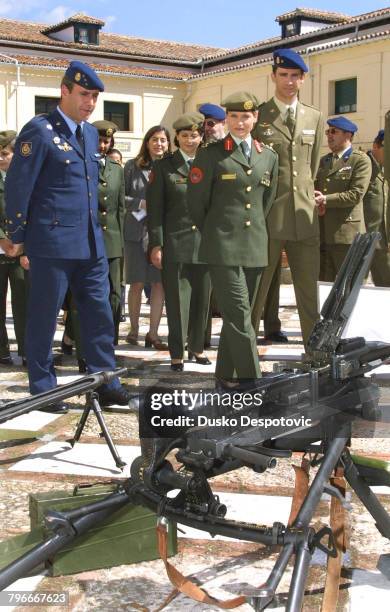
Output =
[{"x1": 351, "y1": 149, "x2": 367, "y2": 157}]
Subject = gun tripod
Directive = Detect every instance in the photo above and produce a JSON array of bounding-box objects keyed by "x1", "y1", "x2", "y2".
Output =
[{"x1": 68, "y1": 390, "x2": 126, "y2": 470}]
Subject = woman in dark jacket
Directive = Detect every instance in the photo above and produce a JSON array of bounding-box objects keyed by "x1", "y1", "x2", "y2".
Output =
[
  {"x1": 123, "y1": 126, "x2": 170, "y2": 348},
  {"x1": 147, "y1": 113, "x2": 211, "y2": 371}
]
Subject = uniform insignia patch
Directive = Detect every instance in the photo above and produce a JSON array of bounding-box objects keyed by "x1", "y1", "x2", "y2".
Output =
[
  {"x1": 175, "y1": 178, "x2": 188, "y2": 184},
  {"x1": 75, "y1": 72, "x2": 81, "y2": 82},
  {"x1": 189, "y1": 167, "x2": 204, "y2": 184},
  {"x1": 20, "y1": 142, "x2": 32, "y2": 156},
  {"x1": 302, "y1": 129, "x2": 315, "y2": 135},
  {"x1": 263, "y1": 128, "x2": 274, "y2": 136},
  {"x1": 244, "y1": 100, "x2": 254, "y2": 110},
  {"x1": 62, "y1": 143, "x2": 73, "y2": 151},
  {"x1": 224, "y1": 136, "x2": 234, "y2": 151},
  {"x1": 221, "y1": 174, "x2": 236, "y2": 180},
  {"x1": 254, "y1": 140, "x2": 263, "y2": 153}
]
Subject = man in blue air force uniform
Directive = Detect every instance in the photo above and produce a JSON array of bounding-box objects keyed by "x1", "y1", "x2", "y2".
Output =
[{"x1": 5, "y1": 61, "x2": 130, "y2": 411}]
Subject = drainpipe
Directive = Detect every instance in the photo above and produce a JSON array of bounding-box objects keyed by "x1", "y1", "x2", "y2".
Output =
[{"x1": 0, "y1": 54, "x2": 21, "y2": 131}]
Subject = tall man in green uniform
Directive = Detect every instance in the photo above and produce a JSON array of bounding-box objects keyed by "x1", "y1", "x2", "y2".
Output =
[
  {"x1": 251, "y1": 49, "x2": 324, "y2": 347},
  {"x1": 315, "y1": 116, "x2": 371, "y2": 281},
  {"x1": 363, "y1": 129, "x2": 390, "y2": 286},
  {"x1": 0, "y1": 130, "x2": 27, "y2": 365},
  {"x1": 92, "y1": 120, "x2": 125, "y2": 344},
  {"x1": 385, "y1": 111, "x2": 390, "y2": 183},
  {"x1": 188, "y1": 92, "x2": 278, "y2": 384}
]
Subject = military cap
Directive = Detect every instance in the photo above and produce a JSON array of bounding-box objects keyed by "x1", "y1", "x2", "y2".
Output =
[
  {"x1": 64, "y1": 61, "x2": 104, "y2": 92},
  {"x1": 327, "y1": 116, "x2": 358, "y2": 134},
  {"x1": 221, "y1": 91, "x2": 260, "y2": 112},
  {"x1": 375, "y1": 129, "x2": 384, "y2": 143},
  {"x1": 0, "y1": 130, "x2": 17, "y2": 149},
  {"x1": 273, "y1": 49, "x2": 308, "y2": 73},
  {"x1": 173, "y1": 112, "x2": 204, "y2": 132},
  {"x1": 92, "y1": 120, "x2": 118, "y2": 137},
  {"x1": 199, "y1": 103, "x2": 226, "y2": 121}
]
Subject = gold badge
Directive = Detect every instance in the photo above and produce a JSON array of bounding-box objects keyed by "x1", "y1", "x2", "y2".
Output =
[
  {"x1": 20, "y1": 142, "x2": 32, "y2": 156},
  {"x1": 106, "y1": 128, "x2": 113, "y2": 136},
  {"x1": 221, "y1": 173, "x2": 237, "y2": 180},
  {"x1": 75, "y1": 72, "x2": 81, "y2": 82},
  {"x1": 244, "y1": 100, "x2": 253, "y2": 110},
  {"x1": 276, "y1": 57, "x2": 281, "y2": 64},
  {"x1": 191, "y1": 124, "x2": 198, "y2": 132}
]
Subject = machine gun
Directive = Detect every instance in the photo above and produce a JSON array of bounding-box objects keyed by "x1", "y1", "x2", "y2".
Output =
[{"x1": 1, "y1": 234, "x2": 390, "y2": 612}]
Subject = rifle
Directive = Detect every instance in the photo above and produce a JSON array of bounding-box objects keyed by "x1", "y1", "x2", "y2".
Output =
[{"x1": 1, "y1": 234, "x2": 390, "y2": 611}]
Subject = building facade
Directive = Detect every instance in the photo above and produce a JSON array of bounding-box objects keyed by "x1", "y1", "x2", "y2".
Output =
[{"x1": 0, "y1": 7, "x2": 389, "y2": 158}]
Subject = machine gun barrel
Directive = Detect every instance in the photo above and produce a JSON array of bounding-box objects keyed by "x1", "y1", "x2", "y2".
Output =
[{"x1": 0, "y1": 368, "x2": 127, "y2": 424}]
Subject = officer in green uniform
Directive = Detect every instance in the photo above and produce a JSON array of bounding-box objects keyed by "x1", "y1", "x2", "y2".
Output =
[
  {"x1": 147, "y1": 112, "x2": 211, "y2": 371},
  {"x1": 92, "y1": 120, "x2": 125, "y2": 343},
  {"x1": 385, "y1": 111, "x2": 390, "y2": 184},
  {"x1": 187, "y1": 92, "x2": 278, "y2": 384},
  {"x1": 363, "y1": 129, "x2": 390, "y2": 286},
  {"x1": 315, "y1": 116, "x2": 371, "y2": 281},
  {"x1": 0, "y1": 130, "x2": 27, "y2": 365},
  {"x1": 251, "y1": 48, "x2": 324, "y2": 347}
]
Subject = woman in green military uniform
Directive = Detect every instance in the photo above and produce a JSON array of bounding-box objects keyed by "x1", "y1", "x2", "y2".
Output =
[
  {"x1": 147, "y1": 113, "x2": 211, "y2": 371},
  {"x1": 187, "y1": 92, "x2": 278, "y2": 385}
]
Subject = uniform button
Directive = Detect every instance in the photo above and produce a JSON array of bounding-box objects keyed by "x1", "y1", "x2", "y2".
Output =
[
  {"x1": 293, "y1": 186, "x2": 297, "y2": 192},
  {"x1": 16, "y1": 213, "x2": 22, "y2": 218},
  {"x1": 323, "y1": 189, "x2": 327, "y2": 193},
  {"x1": 191, "y1": 225, "x2": 197, "y2": 231},
  {"x1": 101, "y1": 211, "x2": 107, "y2": 216},
  {"x1": 246, "y1": 186, "x2": 252, "y2": 192},
  {"x1": 89, "y1": 192, "x2": 92, "y2": 197},
  {"x1": 293, "y1": 171, "x2": 298, "y2": 177},
  {"x1": 54, "y1": 220, "x2": 59, "y2": 225},
  {"x1": 65, "y1": 160, "x2": 70, "y2": 164},
  {"x1": 292, "y1": 141, "x2": 296, "y2": 146},
  {"x1": 86, "y1": 175, "x2": 90, "y2": 180},
  {"x1": 326, "y1": 178, "x2": 330, "y2": 182},
  {"x1": 103, "y1": 196, "x2": 108, "y2": 201},
  {"x1": 102, "y1": 226, "x2": 107, "y2": 231},
  {"x1": 292, "y1": 156, "x2": 297, "y2": 161},
  {"x1": 23, "y1": 221, "x2": 27, "y2": 225},
  {"x1": 245, "y1": 203, "x2": 251, "y2": 209},
  {"x1": 245, "y1": 221, "x2": 251, "y2": 227},
  {"x1": 246, "y1": 169, "x2": 252, "y2": 175},
  {"x1": 8, "y1": 220, "x2": 12, "y2": 224},
  {"x1": 102, "y1": 182, "x2": 107, "y2": 187}
]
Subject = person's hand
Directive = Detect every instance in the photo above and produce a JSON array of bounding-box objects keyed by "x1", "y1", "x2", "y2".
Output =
[
  {"x1": 139, "y1": 199, "x2": 147, "y2": 211},
  {"x1": 314, "y1": 190, "x2": 326, "y2": 216},
  {"x1": 150, "y1": 246, "x2": 162, "y2": 269},
  {"x1": 20, "y1": 255, "x2": 30, "y2": 271},
  {"x1": 2, "y1": 241, "x2": 24, "y2": 257},
  {"x1": 0, "y1": 238, "x2": 14, "y2": 255}
]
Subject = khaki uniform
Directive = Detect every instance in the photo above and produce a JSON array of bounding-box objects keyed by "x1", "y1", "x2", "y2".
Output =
[
  {"x1": 187, "y1": 135, "x2": 278, "y2": 379},
  {"x1": 315, "y1": 147, "x2": 371, "y2": 281},
  {"x1": 363, "y1": 150, "x2": 390, "y2": 286},
  {"x1": 0, "y1": 172, "x2": 27, "y2": 358},
  {"x1": 251, "y1": 99, "x2": 324, "y2": 346},
  {"x1": 147, "y1": 150, "x2": 210, "y2": 359},
  {"x1": 385, "y1": 111, "x2": 390, "y2": 183}
]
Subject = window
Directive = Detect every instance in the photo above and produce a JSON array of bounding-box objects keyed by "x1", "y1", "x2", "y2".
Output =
[
  {"x1": 335, "y1": 78, "x2": 357, "y2": 114},
  {"x1": 74, "y1": 25, "x2": 99, "y2": 45},
  {"x1": 78, "y1": 28, "x2": 89, "y2": 43},
  {"x1": 104, "y1": 101, "x2": 133, "y2": 131},
  {"x1": 35, "y1": 96, "x2": 60, "y2": 116}
]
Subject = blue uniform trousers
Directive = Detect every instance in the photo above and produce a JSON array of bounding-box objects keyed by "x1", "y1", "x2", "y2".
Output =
[{"x1": 26, "y1": 256, "x2": 119, "y2": 394}]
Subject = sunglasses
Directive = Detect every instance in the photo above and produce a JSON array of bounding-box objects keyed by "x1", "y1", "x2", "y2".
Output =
[
  {"x1": 204, "y1": 120, "x2": 218, "y2": 127},
  {"x1": 325, "y1": 128, "x2": 342, "y2": 135}
]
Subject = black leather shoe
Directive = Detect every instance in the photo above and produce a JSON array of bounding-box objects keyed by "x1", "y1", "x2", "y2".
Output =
[
  {"x1": 61, "y1": 339, "x2": 73, "y2": 355},
  {"x1": 259, "y1": 331, "x2": 289, "y2": 345},
  {"x1": 188, "y1": 351, "x2": 211, "y2": 365},
  {"x1": 171, "y1": 362, "x2": 184, "y2": 372},
  {"x1": 98, "y1": 387, "x2": 131, "y2": 407},
  {"x1": 78, "y1": 359, "x2": 87, "y2": 373},
  {"x1": 40, "y1": 402, "x2": 69, "y2": 414},
  {"x1": 0, "y1": 356, "x2": 14, "y2": 365},
  {"x1": 22, "y1": 357, "x2": 27, "y2": 367}
]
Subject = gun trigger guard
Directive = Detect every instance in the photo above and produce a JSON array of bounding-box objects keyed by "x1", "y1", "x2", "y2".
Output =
[
  {"x1": 44, "y1": 510, "x2": 77, "y2": 536},
  {"x1": 311, "y1": 526, "x2": 338, "y2": 558},
  {"x1": 323, "y1": 484, "x2": 352, "y2": 510}
]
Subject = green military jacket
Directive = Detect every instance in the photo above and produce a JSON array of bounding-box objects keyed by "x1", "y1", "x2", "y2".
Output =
[
  {"x1": 187, "y1": 134, "x2": 278, "y2": 267},
  {"x1": 147, "y1": 150, "x2": 203, "y2": 264},
  {"x1": 315, "y1": 147, "x2": 371, "y2": 244},
  {"x1": 363, "y1": 150, "x2": 389, "y2": 249},
  {"x1": 252, "y1": 99, "x2": 324, "y2": 241},
  {"x1": 385, "y1": 110, "x2": 390, "y2": 183},
  {"x1": 98, "y1": 158, "x2": 125, "y2": 259}
]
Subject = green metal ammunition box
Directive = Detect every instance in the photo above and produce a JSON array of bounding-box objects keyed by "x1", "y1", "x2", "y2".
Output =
[{"x1": 27, "y1": 484, "x2": 177, "y2": 576}]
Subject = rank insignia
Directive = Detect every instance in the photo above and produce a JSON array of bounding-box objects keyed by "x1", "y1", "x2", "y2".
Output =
[
  {"x1": 254, "y1": 139, "x2": 263, "y2": 153},
  {"x1": 244, "y1": 100, "x2": 254, "y2": 110},
  {"x1": 221, "y1": 173, "x2": 236, "y2": 180},
  {"x1": 224, "y1": 136, "x2": 234, "y2": 151},
  {"x1": 62, "y1": 143, "x2": 72, "y2": 151},
  {"x1": 263, "y1": 128, "x2": 274, "y2": 137},
  {"x1": 20, "y1": 142, "x2": 32, "y2": 156},
  {"x1": 189, "y1": 167, "x2": 204, "y2": 184},
  {"x1": 75, "y1": 72, "x2": 81, "y2": 82}
]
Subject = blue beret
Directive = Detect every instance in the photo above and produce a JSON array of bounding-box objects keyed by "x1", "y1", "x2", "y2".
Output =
[
  {"x1": 376, "y1": 129, "x2": 384, "y2": 142},
  {"x1": 65, "y1": 61, "x2": 104, "y2": 92},
  {"x1": 327, "y1": 116, "x2": 358, "y2": 133},
  {"x1": 273, "y1": 49, "x2": 308, "y2": 73},
  {"x1": 199, "y1": 103, "x2": 226, "y2": 120}
]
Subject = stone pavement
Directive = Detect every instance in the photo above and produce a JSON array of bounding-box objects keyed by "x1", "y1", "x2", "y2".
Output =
[{"x1": 0, "y1": 284, "x2": 390, "y2": 611}]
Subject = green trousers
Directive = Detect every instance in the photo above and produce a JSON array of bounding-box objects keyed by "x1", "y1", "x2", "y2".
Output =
[
  {"x1": 209, "y1": 265, "x2": 262, "y2": 380},
  {"x1": 0, "y1": 258, "x2": 27, "y2": 357},
  {"x1": 252, "y1": 238, "x2": 320, "y2": 347},
  {"x1": 162, "y1": 262, "x2": 210, "y2": 360},
  {"x1": 263, "y1": 258, "x2": 282, "y2": 336},
  {"x1": 370, "y1": 249, "x2": 390, "y2": 287},
  {"x1": 319, "y1": 244, "x2": 349, "y2": 283}
]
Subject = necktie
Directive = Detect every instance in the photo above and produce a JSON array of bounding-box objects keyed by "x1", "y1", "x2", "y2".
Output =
[
  {"x1": 240, "y1": 140, "x2": 250, "y2": 162},
  {"x1": 187, "y1": 159, "x2": 193, "y2": 170},
  {"x1": 75, "y1": 124, "x2": 84, "y2": 154},
  {"x1": 285, "y1": 107, "x2": 295, "y2": 135}
]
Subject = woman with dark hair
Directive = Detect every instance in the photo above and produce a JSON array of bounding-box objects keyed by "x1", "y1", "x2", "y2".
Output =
[
  {"x1": 147, "y1": 113, "x2": 211, "y2": 371},
  {"x1": 123, "y1": 125, "x2": 170, "y2": 348}
]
